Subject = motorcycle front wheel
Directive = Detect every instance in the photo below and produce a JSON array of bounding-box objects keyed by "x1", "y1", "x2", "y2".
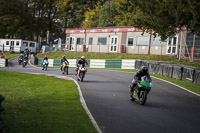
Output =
[
  {"x1": 129, "y1": 87, "x2": 135, "y2": 101},
  {"x1": 80, "y1": 72, "x2": 85, "y2": 82},
  {"x1": 65, "y1": 67, "x2": 68, "y2": 75},
  {"x1": 139, "y1": 91, "x2": 147, "y2": 105},
  {"x1": 45, "y1": 65, "x2": 47, "y2": 71}
]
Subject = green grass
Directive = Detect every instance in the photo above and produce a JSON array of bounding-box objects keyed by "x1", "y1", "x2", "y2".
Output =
[
  {"x1": 0, "y1": 71, "x2": 97, "y2": 133},
  {"x1": 105, "y1": 68, "x2": 200, "y2": 95},
  {"x1": 2, "y1": 52, "x2": 20, "y2": 59},
  {"x1": 36, "y1": 51, "x2": 200, "y2": 68}
]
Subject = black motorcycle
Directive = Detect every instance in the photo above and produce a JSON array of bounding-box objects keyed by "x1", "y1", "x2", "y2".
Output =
[{"x1": 22, "y1": 57, "x2": 28, "y2": 67}]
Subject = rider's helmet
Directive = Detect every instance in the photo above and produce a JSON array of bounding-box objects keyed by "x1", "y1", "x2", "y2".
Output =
[
  {"x1": 141, "y1": 66, "x2": 148, "y2": 74},
  {"x1": 81, "y1": 56, "x2": 85, "y2": 59},
  {"x1": 62, "y1": 56, "x2": 66, "y2": 59},
  {"x1": 45, "y1": 55, "x2": 47, "y2": 58}
]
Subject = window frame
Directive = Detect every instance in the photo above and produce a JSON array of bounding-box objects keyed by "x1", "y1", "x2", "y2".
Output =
[
  {"x1": 16, "y1": 41, "x2": 20, "y2": 46},
  {"x1": 97, "y1": 37, "x2": 107, "y2": 45},
  {"x1": 127, "y1": 37, "x2": 134, "y2": 46},
  {"x1": 6, "y1": 41, "x2": 9, "y2": 45},
  {"x1": 88, "y1": 37, "x2": 93, "y2": 45},
  {"x1": 76, "y1": 38, "x2": 84, "y2": 45},
  {"x1": 136, "y1": 36, "x2": 149, "y2": 46}
]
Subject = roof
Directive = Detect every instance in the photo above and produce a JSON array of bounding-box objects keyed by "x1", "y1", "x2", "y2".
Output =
[{"x1": 65, "y1": 26, "x2": 144, "y2": 34}]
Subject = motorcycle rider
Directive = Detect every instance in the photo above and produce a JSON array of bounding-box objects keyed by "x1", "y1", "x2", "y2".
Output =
[
  {"x1": 18, "y1": 53, "x2": 24, "y2": 64},
  {"x1": 129, "y1": 66, "x2": 150, "y2": 96},
  {"x1": 76, "y1": 56, "x2": 87, "y2": 76},
  {"x1": 24, "y1": 47, "x2": 29, "y2": 58},
  {"x1": 60, "y1": 56, "x2": 69, "y2": 71},
  {"x1": 43, "y1": 55, "x2": 48, "y2": 61},
  {"x1": 23, "y1": 47, "x2": 29, "y2": 63},
  {"x1": 42, "y1": 55, "x2": 49, "y2": 70},
  {"x1": 19, "y1": 53, "x2": 24, "y2": 59}
]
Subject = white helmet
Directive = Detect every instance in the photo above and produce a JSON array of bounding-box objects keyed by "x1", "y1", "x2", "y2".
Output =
[{"x1": 81, "y1": 56, "x2": 85, "y2": 59}]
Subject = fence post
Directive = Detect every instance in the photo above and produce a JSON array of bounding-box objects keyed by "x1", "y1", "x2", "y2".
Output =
[
  {"x1": 179, "y1": 31, "x2": 183, "y2": 60},
  {"x1": 148, "y1": 33, "x2": 152, "y2": 55},
  {"x1": 192, "y1": 34, "x2": 195, "y2": 62}
]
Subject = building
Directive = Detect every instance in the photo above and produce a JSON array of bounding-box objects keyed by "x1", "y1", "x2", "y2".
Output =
[
  {"x1": 0, "y1": 39, "x2": 37, "y2": 53},
  {"x1": 65, "y1": 27, "x2": 200, "y2": 60}
]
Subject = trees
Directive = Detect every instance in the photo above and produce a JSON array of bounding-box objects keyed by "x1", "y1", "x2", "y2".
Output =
[
  {"x1": 0, "y1": 0, "x2": 61, "y2": 41},
  {"x1": 1, "y1": 0, "x2": 199, "y2": 42},
  {"x1": 0, "y1": 0, "x2": 34, "y2": 39},
  {"x1": 83, "y1": 1, "x2": 120, "y2": 28},
  {"x1": 118, "y1": 0, "x2": 200, "y2": 40}
]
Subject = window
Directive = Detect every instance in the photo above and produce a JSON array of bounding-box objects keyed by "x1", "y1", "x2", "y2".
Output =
[
  {"x1": 167, "y1": 36, "x2": 177, "y2": 54},
  {"x1": 88, "y1": 37, "x2": 93, "y2": 45},
  {"x1": 136, "y1": 36, "x2": 149, "y2": 46},
  {"x1": 23, "y1": 42, "x2": 28, "y2": 46},
  {"x1": 16, "y1": 41, "x2": 19, "y2": 46},
  {"x1": 30, "y1": 43, "x2": 35, "y2": 47},
  {"x1": 152, "y1": 36, "x2": 165, "y2": 46},
  {"x1": 77, "y1": 38, "x2": 84, "y2": 45},
  {"x1": 6, "y1": 41, "x2": 9, "y2": 45},
  {"x1": 127, "y1": 37, "x2": 134, "y2": 46},
  {"x1": 97, "y1": 37, "x2": 107, "y2": 45}
]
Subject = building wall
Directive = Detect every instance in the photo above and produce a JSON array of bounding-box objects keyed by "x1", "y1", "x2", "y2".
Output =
[{"x1": 65, "y1": 28, "x2": 172, "y2": 55}]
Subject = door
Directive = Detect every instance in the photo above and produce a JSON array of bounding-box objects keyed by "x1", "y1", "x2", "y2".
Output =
[
  {"x1": 66, "y1": 37, "x2": 75, "y2": 51},
  {"x1": 167, "y1": 36, "x2": 178, "y2": 54},
  {"x1": 110, "y1": 36, "x2": 118, "y2": 52},
  {"x1": 10, "y1": 41, "x2": 14, "y2": 51}
]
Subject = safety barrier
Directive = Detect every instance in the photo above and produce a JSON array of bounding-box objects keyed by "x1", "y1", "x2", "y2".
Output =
[
  {"x1": 38, "y1": 58, "x2": 136, "y2": 69},
  {"x1": 105, "y1": 60, "x2": 122, "y2": 68},
  {"x1": 90, "y1": 59, "x2": 106, "y2": 68},
  {"x1": 121, "y1": 60, "x2": 135, "y2": 69},
  {"x1": 37, "y1": 58, "x2": 200, "y2": 85},
  {"x1": 136, "y1": 60, "x2": 200, "y2": 85},
  {"x1": 0, "y1": 59, "x2": 8, "y2": 67}
]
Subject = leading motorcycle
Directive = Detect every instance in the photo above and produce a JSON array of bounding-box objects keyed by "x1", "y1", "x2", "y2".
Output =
[{"x1": 129, "y1": 75, "x2": 152, "y2": 105}]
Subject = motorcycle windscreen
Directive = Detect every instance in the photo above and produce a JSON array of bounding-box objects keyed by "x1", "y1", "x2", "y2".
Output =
[{"x1": 140, "y1": 75, "x2": 152, "y2": 88}]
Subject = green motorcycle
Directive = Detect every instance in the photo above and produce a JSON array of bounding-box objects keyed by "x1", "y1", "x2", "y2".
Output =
[{"x1": 130, "y1": 75, "x2": 152, "y2": 105}]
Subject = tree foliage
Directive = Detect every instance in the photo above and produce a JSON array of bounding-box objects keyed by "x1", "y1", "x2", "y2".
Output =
[
  {"x1": 83, "y1": 1, "x2": 120, "y2": 28},
  {"x1": 118, "y1": 0, "x2": 200, "y2": 40},
  {"x1": 1, "y1": 0, "x2": 200, "y2": 42}
]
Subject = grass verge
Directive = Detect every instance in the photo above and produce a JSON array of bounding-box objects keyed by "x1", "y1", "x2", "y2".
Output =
[
  {"x1": 3, "y1": 53, "x2": 20, "y2": 59},
  {"x1": 104, "y1": 68, "x2": 200, "y2": 95},
  {"x1": 0, "y1": 71, "x2": 97, "y2": 133}
]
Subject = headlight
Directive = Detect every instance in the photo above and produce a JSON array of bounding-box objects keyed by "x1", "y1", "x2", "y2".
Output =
[{"x1": 150, "y1": 83, "x2": 152, "y2": 87}]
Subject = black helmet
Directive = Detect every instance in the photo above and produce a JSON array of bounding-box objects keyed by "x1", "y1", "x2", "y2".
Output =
[
  {"x1": 62, "y1": 56, "x2": 65, "y2": 59},
  {"x1": 141, "y1": 66, "x2": 148, "y2": 74}
]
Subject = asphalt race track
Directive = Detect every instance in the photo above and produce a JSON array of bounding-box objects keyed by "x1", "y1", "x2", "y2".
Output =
[{"x1": 1, "y1": 57, "x2": 200, "y2": 133}]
